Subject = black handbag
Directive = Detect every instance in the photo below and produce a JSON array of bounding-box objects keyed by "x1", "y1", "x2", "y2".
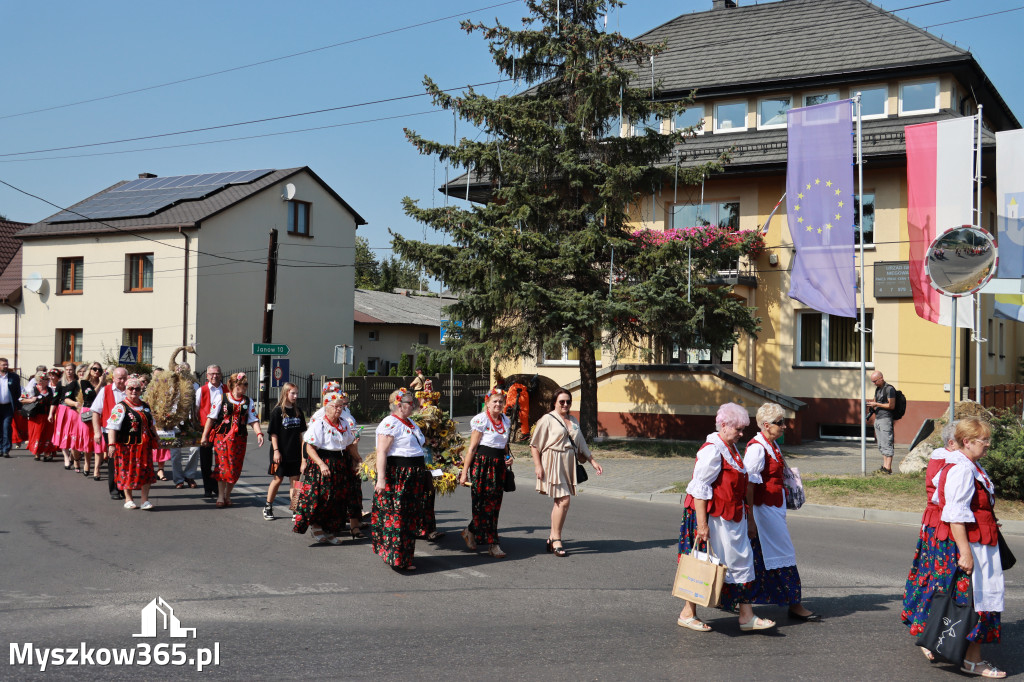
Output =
[
  {"x1": 503, "y1": 468, "x2": 516, "y2": 492},
  {"x1": 998, "y1": 530, "x2": 1016, "y2": 571},
  {"x1": 575, "y1": 462, "x2": 589, "y2": 483},
  {"x1": 21, "y1": 398, "x2": 46, "y2": 419},
  {"x1": 916, "y1": 571, "x2": 979, "y2": 664}
]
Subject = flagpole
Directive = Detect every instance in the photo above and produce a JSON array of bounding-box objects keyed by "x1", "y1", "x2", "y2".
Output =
[
  {"x1": 974, "y1": 107, "x2": 984, "y2": 401},
  {"x1": 950, "y1": 297, "x2": 957, "y2": 419},
  {"x1": 856, "y1": 93, "x2": 866, "y2": 477}
]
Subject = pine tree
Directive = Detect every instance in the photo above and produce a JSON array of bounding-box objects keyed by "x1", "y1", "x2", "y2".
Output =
[{"x1": 395, "y1": 0, "x2": 762, "y2": 438}]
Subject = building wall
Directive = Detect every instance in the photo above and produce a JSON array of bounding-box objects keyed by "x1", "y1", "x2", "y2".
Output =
[
  {"x1": 193, "y1": 171, "x2": 356, "y2": 377},
  {"x1": 352, "y1": 322, "x2": 441, "y2": 374},
  {"x1": 0, "y1": 304, "x2": 22, "y2": 374}
]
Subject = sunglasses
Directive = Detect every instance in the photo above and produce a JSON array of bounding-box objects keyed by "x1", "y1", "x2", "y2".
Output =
[
  {"x1": 90, "y1": 367, "x2": 102, "y2": 371},
  {"x1": 771, "y1": 418, "x2": 785, "y2": 426},
  {"x1": 557, "y1": 399, "x2": 572, "y2": 406},
  {"x1": 126, "y1": 387, "x2": 141, "y2": 392}
]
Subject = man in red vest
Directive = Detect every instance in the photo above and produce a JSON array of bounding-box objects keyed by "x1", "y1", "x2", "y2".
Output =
[
  {"x1": 196, "y1": 365, "x2": 224, "y2": 498},
  {"x1": 91, "y1": 367, "x2": 128, "y2": 500}
]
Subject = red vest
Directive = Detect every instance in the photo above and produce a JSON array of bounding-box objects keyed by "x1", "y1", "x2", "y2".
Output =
[
  {"x1": 748, "y1": 435, "x2": 784, "y2": 508},
  {"x1": 920, "y1": 455, "x2": 948, "y2": 529},
  {"x1": 685, "y1": 441, "x2": 748, "y2": 523},
  {"x1": 198, "y1": 384, "x2": 217, "y2": 424},
  {"x1": 935, "y1": 462, "x2": 998, "y2": 547},
  {"x1": 100, "y1": 385, "x2": 118, "y2": 427}
]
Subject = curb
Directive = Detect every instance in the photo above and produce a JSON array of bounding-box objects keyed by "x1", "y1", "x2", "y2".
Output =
[{"x1": 578, "y1": 487, "x2": 1024, "y2": 536}]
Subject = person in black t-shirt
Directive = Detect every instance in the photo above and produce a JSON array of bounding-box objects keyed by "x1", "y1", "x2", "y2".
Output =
[
  {"x1": 264, "y1": 382, "x2": 307, "y2": 520},
  {"x1": 867, "y1": 371, "x2": 897, "y2": 474}
]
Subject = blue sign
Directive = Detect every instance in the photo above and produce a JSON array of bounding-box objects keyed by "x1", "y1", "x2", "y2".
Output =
[
  {"x1": 118, "y1": 345, "x2": 139, "y2": 364},
  {"x1": 440, "y1": 319, "x2": 463, "y2": 346},
  {"x1": 271, "y1": 358, "x2": 290, "y2": 388}
]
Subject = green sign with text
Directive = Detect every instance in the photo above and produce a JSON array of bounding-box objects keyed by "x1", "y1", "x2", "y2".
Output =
[{"x1": 252, "y1": 343, "x2": 289, "y2": 356}]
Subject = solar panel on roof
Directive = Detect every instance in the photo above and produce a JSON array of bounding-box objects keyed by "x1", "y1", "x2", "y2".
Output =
[{"x1": 48, "y1": 169, "x2": 274, "y2": 223}]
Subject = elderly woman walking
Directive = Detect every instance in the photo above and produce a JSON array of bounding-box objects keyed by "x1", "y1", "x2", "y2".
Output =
[
  {"x1": 200, "y1": 372, "x2": 264, "y2": 508},
  {"x1": 744, "y1": 402, "x2": 819, "y2": 621},
  {"x1": 459, "y1": 387, "x2": 512, "y2": 558},
  {"x1": 105, "y1": 375, "x2": 158, "y2": 510},
  {"x1": 530, "y1": 389, "x2": 603, "y2": 557},
  {"x1": 677, "y1": 403, "x2": 775, "y2": 633},
  {"x1": 371, "y1": 388, "x2": 431, "y2": 570}
]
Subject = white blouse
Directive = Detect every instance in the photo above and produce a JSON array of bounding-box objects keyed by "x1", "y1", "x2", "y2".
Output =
[
  {"x1": 742, "y1": 433, "x2": 780, "y2": 485},
  {"x1": 470, "y1": 412, "x2": 511, "y2": 449},
  {"x1": 105, "y1": 401, "x2": 151, "y2": 429},
  {"x1": 935, "y1": 449, "x2": 995, "y2": 524},
  {"x1": 685, "y1": 432, "x2": 746, "y2": 501},
  {"x1": 303, "y1": 417, "x2": 355, "y2": 452},
  {"x1": 376, "y1": 414, "x2": 425, "y2": 458},
  {"x1": 209, "y1": 395, "x2": 259, "y2": 424}
]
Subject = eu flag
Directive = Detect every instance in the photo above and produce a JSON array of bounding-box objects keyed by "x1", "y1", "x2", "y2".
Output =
[{"x1": 786, "y1": 100, "x2": 856, "y2": 317}]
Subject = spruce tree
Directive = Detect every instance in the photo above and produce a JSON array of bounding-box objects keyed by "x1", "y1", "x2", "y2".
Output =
[{"x1": 396, "y1": 0, "x2": 762, "y2": 438}]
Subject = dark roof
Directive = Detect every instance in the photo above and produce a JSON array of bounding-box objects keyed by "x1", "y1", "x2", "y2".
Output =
[
  {"x1": 633, "y1": 0, "x2": 1017, "y2": 129},
  {"x1": 353, "y1": 289, "x2": 457, "y2": 326},
  {"x1": 18, "y1": 166, "x2": 366, "y2": 239},
  {"x1": 0, "y1": 219, "x2": 29, "y2": 302}
]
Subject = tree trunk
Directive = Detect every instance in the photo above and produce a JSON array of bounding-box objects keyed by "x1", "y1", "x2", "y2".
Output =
[{"x1": 577, "y1": 333, "x2": 599, "y2": 441}]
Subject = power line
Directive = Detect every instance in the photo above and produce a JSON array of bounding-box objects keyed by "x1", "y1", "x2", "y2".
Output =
[
  {"x1": 0, "y1": 80, "x2": 508, "y2": 158},
  {"x1": 924, "y1": 5, "x2": 1024, "y2": 28},
  {"x1": 889, "y1": 0, "x2": 952, "y2": 11},
  {"x1": 0, "y1": 1, "x2": 521, "y2": 121}
]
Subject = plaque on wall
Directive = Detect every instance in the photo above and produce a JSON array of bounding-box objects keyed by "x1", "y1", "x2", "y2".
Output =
[{"x1": 874, "y1": 261, "x2": 912, "y2": 298}]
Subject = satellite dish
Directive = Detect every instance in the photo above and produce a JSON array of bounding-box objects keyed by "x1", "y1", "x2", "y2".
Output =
[
  {"x1": 925, "y1": 225, "x2": 997, "y2": 297},
  {"x1": 282, "y1": 183, "x2": 297, "y2": 201},
  {"x1": 24, "y1": 272, "x2": 43, "y2": 293}
]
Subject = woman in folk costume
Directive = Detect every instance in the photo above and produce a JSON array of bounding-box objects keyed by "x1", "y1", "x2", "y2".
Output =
[
  {"x1": 743, "y1": 402, "x2": 818, "y2": 622},
  {"x1": 199, "y1": 372, "x2": 264, "y2": 508},
  {"x1": 677, "y1": 403, "x2": 775, "y2": 633},
  {"x1": 459, "y1": 387, "x2": 512, "y2": 558},
  {"x1": 24, "y1": 370, "x2": 59, "y2": 461},
  {"x1": 48, "y1": 362, "x2": 79, "y2": 470},
  {"x1": 910, "y1": 417, "x2": 1007, "y2": 678},
  {"x1": 293, "y1": 392, "x2": 357, "y2": 544},
  {"x1": 105, "y1": 375, "x2": 158, "y2": 510},
  {"x1": 371, "y1": 388, "x2": 430, "y2": 570}
]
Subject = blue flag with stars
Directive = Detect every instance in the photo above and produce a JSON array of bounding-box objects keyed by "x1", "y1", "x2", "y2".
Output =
[{"x1": 786, "y1": 100, "x2": 856, "y2": 317}]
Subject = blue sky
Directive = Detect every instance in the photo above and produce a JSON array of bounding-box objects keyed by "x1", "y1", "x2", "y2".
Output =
[{"x1": 1, "y1": 0, "x2": 1021, "y2": 285}]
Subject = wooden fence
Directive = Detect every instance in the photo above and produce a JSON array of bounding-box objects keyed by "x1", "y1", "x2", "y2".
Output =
[{"x1": 967, "y1": 384, "x2": 1024, "y2": 411}]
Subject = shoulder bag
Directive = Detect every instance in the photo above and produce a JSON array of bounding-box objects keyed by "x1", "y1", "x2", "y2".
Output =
[
  {"x1": 782, "y1": 463, "x2": 805, "y2": 510},
  {"x1": 672, "y1": 541, "x2": 726, "y2": 608},
  {"x1": 916, "y1": 571, "x2": 978, "y2": 664}
]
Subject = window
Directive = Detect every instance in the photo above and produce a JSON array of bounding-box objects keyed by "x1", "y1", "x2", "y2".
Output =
[
  {"x1": 797, "y1": 312, "x2": 873, "y2": 367},
  {"x1": 541, "y1": 343, "x2": 602, "y2": 366},
  {"x1": 757, "y1": 96, "x2": 791, "y2": 129},
  {"x1": 126, "y1": 253, "x2": 153, "y2": 292},
  {"x1": 714, "y1": 101, "x2": 747, "y2": 133},
  {"x1": 853, "y1": 192, "x2": 875, "y2": 245},
  {"x1": 804, "y1": 91, "x2": 839, "y2": 107},
  {"x1": 673, "y1": 105, "x2": 704, "y2": 135},
  {"x1": 899, "y1": 79, "x2": 939, "y2": 115},
  {"x1": 287, "y1": 200, "x2": 311, "y2": 236},
  {"x1": 368, "y1": 330, "x2": 379, "y2": 341},
  {"x1": 999, "y1": 321, "x2": 1005, "y2": 359},
  {"x1": 988, "y1": 319, "x2": 995, "y2": 357},
  {"x1": 58, "y1": 257, "x2": 83, "y2": 294},
  {"x1": 366, "y1": 357, "x2": 379, "y2": 375},
  {"x1": 122, "y1": 329, "x2": 153, "y2": 365},
  {"x1": 57, "y1": 329, "x2": 83, "y2": 364},
  {"x1": 630, "y1": 113, "x2": 661, "y2": 136},
  {"x1": 671, "y1": 201, "x2": 739, "y2": 230},
  {"x1": 857, "y1": 85, "x2": 888, "y2": 119},
  {"x1": 418, "y1": 332, "x2": 429, "y2": 345},
  {"x1": 666, "y1": 339, "x2": 732, "y2": 365}
]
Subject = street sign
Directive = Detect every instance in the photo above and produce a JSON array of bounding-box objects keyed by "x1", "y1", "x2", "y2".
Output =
[
  {"x1": 334, "y1": 345, "x2": 354, "y2": 365},
  {"x1": 271, "y1": 358, "x2": 289, "y2": 388},
  {"x1": 252, "y1": 343, "x2": 289, "y2": 356},
  {"x1": 440, "y1": 320, "x2": 463, "y2": 346},
  {"x1": 118, "y1": 345, "x2": 139, "y2": 364}
]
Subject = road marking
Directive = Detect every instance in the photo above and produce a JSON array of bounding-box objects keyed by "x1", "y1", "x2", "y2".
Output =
[{"x1": 415, "y1": 550, "x2": 488, "y2": 578}]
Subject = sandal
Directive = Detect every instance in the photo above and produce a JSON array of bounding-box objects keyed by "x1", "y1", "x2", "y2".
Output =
[
  {"x1": 156, "y1": 471, "x2": 168, "y2": 481},
  {"x1": 677, "y1": 617, "x2": 712, "y2": 632},
  {"x1": 215, "y1": 500, "x2": 226, "y2": 508},
  {"x1": 739, "y1": 617, "x2": 776, "y2": 631},
  {"x1": 488, "y1": 544, "x2": 507, "y2": 558},
  {"x1": 461, "y1": 528, "x2": 477, "y2": 551},
  {"x1": 426, "y1": 531, "x2": 445, "y2": 542},
  {"x1": 961, "y1": 660, "x2": 1006, "y2": 678},
  {"x1": 550, "y1": 540, "x2": 568, "y2": 557},
  {"x1": 919, "y1": 647, "x2": 935, "y2": 662},
  {"x1": 185, "y1": 478, "x2": 197, "y2": 488}
]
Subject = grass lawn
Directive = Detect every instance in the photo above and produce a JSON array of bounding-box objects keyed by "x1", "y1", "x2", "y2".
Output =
[{"x1": 667, "y1": 471, "x2": 1024, "y2": 520}]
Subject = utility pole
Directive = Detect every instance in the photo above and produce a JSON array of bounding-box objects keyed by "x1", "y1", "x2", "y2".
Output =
[{"x1": 260, "y1": 229, "x2": 279, "y2": 421}]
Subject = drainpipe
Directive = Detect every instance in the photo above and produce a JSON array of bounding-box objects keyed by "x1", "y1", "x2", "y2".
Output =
[
  {"x1": 179, "y1": 227, "x2": 190, "y2": 346},
  {"x1": 3, "y1": 301, "x2": 18, "y2": 370}
]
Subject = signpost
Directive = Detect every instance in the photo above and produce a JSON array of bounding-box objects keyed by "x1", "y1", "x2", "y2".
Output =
[
  {"x1": 440, "y1": 320, "x2": 463, "y2": 415},
  {"x1": 334, "y1": 344, "x2": 353, "y2": 384},
  {"x1": 118, "y1": 345, "x2": 139, "y2": 365},
  {"x1": 252, "y1": 343, "x2": 289, "y2": 356},
  {"x1": 271, "y1": 358, "x2": 289, "y2": 388}
]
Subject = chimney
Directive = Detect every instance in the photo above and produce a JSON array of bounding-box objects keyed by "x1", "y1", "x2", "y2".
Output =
[
  {"x1": 712, "y1": 0, "x2": 737, "y2": 8},
  {"x1": 138, "y1": 172, "x2": 157, "y2": 179}
]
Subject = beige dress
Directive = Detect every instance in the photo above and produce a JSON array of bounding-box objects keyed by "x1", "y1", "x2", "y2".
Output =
[{"x1": 531, "y1": 412, "x2": 592, "y2": 498}]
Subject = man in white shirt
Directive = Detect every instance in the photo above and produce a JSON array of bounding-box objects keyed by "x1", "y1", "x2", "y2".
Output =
[
  {"x1": 0, "y1": 358, "x2": 22, "y2": 458},
  {"x1": 92, "y1": 367, "x2": 127, "y2": 500},
  {"x1": 196, "y1": 365, "x2": 224, "y2": 498}
]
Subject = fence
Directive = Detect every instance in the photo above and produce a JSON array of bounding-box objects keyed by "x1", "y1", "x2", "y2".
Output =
[
  {"x1": 221, "y1": 367, "x2": 489, "y2": 421},
  {"x1": 967, "y1": 384, "x2": 1024, "y2": 411}
]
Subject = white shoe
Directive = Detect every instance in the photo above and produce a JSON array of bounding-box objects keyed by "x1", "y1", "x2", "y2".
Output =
[
  {"x1": 140, "y1": 501, "x2": 154, "y2": 510},
  {"x1": 123, "y1": 501, "x2": 137, "y2": 510}
]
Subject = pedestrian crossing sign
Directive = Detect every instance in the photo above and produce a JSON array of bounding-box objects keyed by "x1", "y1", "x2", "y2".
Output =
[{"x1": 118, "y1": 345, "x2": 139, "y2": 364}]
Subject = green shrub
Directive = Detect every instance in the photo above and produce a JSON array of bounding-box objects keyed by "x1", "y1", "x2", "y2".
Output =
[
  {"x1": 389, "y1": 366, "x2": 398, "y2": 376},
  {"x1": 986, "y1": 409, "x2": 1024, "y2": 502},
  {"x1": 354, "y1": 362, "x2": 367, "y2": 377},
  {"x1": 397, "y1": 353, "x2": 412, "y2": 377}
]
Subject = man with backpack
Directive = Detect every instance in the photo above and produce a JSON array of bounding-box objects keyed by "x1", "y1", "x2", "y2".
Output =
[{"x1": 867, "y1": 371, "x2": 899, "y2": 474}]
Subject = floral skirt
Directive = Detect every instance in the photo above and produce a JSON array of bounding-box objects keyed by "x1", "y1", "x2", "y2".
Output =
[
  {"x1": 902, "y1": 533, "x2": 1001, "y2": 643},
  {"x1": 27, "y1": 414, "x2": 57, "y2": 455},
  {"x1": 212, "y1": 434, "x2": 247, "y2": 484},
  {"x1": 114, "y1": 442, "x2": 157, "y2": 491},
  {"x1": 469, "y1": 451, "x2": 506, "y2": 544},
  {"x1": 749, "y1": 535, "x2": 801, "y2": 605},
  {"x1": 292, "y1": 452, "x2": 348, "y2": 536},
  {"x1": 678, "y1": 507, "x2": 755, "y2": 610},
  {"x1": 420, "y1": 478, "x2": 437, "y2": 535},
  {"x1": 371, "y1": 460, "x2": 429, "y2": 568}
]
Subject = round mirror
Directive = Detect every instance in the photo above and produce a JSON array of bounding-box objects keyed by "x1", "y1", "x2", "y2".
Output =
[{"x1": 925, "y1": 226, "x2": 997, "y2": 296}]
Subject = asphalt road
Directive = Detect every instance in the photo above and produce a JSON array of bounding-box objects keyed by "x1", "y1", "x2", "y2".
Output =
[{"x1": 1, "y1": 441, "x2": 1022, "y2": 681}]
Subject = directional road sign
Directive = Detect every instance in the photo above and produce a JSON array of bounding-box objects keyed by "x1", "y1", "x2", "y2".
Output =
[{"x1": 252, "y1": 343, "x2": 289, "y2": 356}]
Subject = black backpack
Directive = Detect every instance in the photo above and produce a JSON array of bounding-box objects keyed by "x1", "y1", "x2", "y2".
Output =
[{"x1": 892, "y1": 389, "x2": 907, "y2": 421}]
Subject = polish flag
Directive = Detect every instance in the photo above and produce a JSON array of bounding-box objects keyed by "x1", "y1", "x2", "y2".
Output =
[{"x1": 906, "y1": 117, "x2": 976, "y2": 327}]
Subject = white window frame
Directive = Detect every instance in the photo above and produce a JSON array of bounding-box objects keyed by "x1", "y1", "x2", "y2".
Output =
[
  {"x1": 629, "y1": 114, "x2": 664, "y2": 137},
  {"x1": 855, "y1": 84, "x2": 889, "y2": 120},
  {"x1": 803, "y1": 91, "x2": 839, "y2": 107},
  {"x1": 714, "y1": 100, "x2": 748, "y2": 134},
  {"x1": 366, "y1": 357, "x2": 379, "y2": 375},
  {"x1": 540, "y1": 343, "x2": 603, "y2": 367},
  {"x1": 757, "y1": 95, "x2": 792, "y2": 130},
  {"x1": 899, "y1": 79, "x2": 939, "y2": 116},
  {"x1": 671, "y1": 104, "x2": 705, "y2": 135},
  {"x1": 795, "y1": 311, "x2": 874, "y2": 368}
]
